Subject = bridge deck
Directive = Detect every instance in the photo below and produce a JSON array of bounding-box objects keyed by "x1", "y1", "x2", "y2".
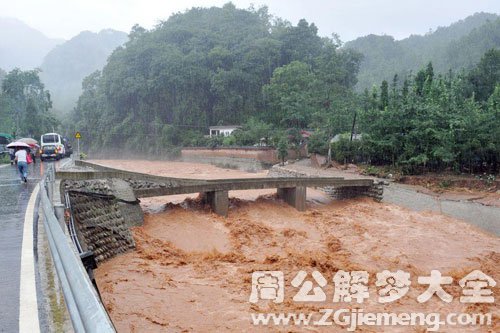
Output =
[
  {"x1": 57, "y1": 161, "x2": 375, "y2": 216},
  {"x1": 56, "y1": 171, "x2": 372, "y2": 195},
  {"x1": 133, "y1": 177, "x2": 373, "y2": 197}
]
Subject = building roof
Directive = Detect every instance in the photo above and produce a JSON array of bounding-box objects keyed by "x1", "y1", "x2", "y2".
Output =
[{"x1": 331, "y1": 133, "x2": 363, "y2": 143}]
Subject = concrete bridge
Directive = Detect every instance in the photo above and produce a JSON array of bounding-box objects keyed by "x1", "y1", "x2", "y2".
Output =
[
  {"x1": 58, "y1": 160, "x2": 376, "y2": 215},
  {"x1": 56, "y1": 161, "x2": 382, "y2": 263}
]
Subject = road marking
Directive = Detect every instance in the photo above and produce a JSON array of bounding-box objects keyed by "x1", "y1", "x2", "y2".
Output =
[{"x1": 19, "y1": 185, "x2": 40, "y2": 333}]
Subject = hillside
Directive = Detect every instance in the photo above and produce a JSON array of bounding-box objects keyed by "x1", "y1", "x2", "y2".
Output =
[
  {"x1": 0, "y1": 17, "x2": 63, "y2": 70},
  {"x1": 40, "y1": 29, "x2": 128, "y2": 113},
  {"x1": 345, "y1": 12, "x2": 500, "y2": 90},
  {"x1": 70, "y1": 4, "x2": 363, "y2": 152}
]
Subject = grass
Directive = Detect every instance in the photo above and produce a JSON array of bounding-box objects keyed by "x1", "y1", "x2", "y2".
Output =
[{"x1": 44, "y1": 243, "x2": 66, "y2": 332}]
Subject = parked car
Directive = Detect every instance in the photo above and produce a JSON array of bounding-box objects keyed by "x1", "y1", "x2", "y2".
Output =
[
  {"x1": 40, "y1": 133, "x2": 65, "y2": 161},
  {"x1": 62, "y1": 137, "x2": 73, "y2": 157}
]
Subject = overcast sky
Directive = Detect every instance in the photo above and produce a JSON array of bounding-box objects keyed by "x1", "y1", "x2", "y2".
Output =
[{"x1": 1, "y1": 0, "x2": 499, "y2": 42}]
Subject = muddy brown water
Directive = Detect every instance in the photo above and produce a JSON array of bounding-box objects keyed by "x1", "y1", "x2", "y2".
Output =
[{"x1": 90, "y1": 160, "x2": 499, "y2": 332}]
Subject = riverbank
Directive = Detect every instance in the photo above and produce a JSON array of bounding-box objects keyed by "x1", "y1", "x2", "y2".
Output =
[{"x1": 280, "y1": 159, "x2": 499, "y2": 234}]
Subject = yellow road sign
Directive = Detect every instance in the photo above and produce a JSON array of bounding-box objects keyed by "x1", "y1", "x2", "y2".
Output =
[{"x1": 75, "y1": 132, "x2": 81, "y2": 139}]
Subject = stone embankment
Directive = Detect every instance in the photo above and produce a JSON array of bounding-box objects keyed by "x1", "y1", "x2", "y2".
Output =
[
  {"x1": 62, "y1": 178, "x2": 143, "y2": 263},
  {"x1": 268, "y1": 165, "x2": 385, "y2": 201}
]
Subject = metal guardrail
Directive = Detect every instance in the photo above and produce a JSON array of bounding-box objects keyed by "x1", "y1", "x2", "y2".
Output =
[{"x1": 40, "y1": 163, "x2": 115, "y2": 333}]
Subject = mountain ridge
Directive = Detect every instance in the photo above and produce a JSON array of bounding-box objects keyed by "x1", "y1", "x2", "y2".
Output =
[
  {"x1": 39, "y1": 29, "x2": 128, "y2": 113},
  {"x1": 345, "y1": 12, "x2": 500, "y2": 90},
  {"x1": 0, "y1": 17, "x2": 64, "y2": 71}
]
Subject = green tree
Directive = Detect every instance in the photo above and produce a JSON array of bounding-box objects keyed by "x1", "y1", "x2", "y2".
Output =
[
  {"x1": 277, "y1": 137, "x2": 288, "y2": 165},
  {"x1": 467, "y1": 49, "x2": 500, "y2": 102},
  {"x1": 263, "y1": 61, "x2": 316, "y2": 128},
  {"x1": 359, "y1": 53, "x2": 499, "y2": 173},
  {"x1": 1, "y1": 68, "x2": 54, "y2": 138},
  {"x1": 380, "y1": 80, "x2": 389, "y2": 110}
]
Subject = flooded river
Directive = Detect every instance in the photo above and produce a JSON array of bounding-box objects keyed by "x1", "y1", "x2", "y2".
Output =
[{"x1": 89, "y1": 160, "x2": 498, "y2": 332}]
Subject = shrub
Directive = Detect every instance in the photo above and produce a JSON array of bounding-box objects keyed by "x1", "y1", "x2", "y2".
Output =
[
  {"x1": 331, "y1": 135, "x2": 364, "y2": 163},
  {"x1": 307, "y1": 131, "x2": 329, "y2": 155},
  {"x1": 277, "y1": 137, "x2": 288, "y2": 165}
]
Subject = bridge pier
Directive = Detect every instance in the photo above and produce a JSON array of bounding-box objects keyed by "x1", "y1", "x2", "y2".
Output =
[
  {"x1": 205, "y1": 190, "x2": 229, "y2": 217},
  {"x1": 277, "y1": 186, "x2": 306, "y2": 211}
]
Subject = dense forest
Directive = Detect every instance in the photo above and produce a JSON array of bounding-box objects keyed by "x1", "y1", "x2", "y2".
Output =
[
  {"x1": 346, "y1": 12, "x2": 499, "y2": 91},
  {"x1": 312, "y1": 50, "x2": 499, "y2": 174},
  {"x1": 67, "y1": 4, "x2": 499, "y2": 173},
  {"x1": 70, "y1": 4, "x2": 362, "y2": 153}
]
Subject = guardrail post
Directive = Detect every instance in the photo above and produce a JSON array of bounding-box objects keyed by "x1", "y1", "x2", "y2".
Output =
[
  {"x1": 54, "y1": 203, "x2": 65, "y2": 229},
  {"x1": 47, "y1": 178, "x2": 54, "y2": 203}
]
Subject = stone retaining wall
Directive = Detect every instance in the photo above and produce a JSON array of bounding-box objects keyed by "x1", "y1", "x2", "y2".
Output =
[
  {"x1": 322, "y1": 185, "x2": 384, "y2": 202},
  {"x1": 268, "y1": 165, "x2": 384, "y2": 201},
  {"x1": 68, "y1": 192, "x2": 135, "y2": 263},
  {"x1": 181, "y1": 146, "x2": 307, "y2": 170},
  {"x1": 267, "y1": 165, "x2": 311, "y2": 178},
  {"x1": 62, "y1": 179, "x2": 143, "y2": 263}
]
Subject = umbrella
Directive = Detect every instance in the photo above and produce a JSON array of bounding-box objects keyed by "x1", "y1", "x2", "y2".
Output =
[
  {"x1": 17, "y1": 138, "x2": 39, "y2": 149},
  {"x1": 18, "y1": 138, "x2": 38, "y2": 145},
  {"x1": 6, "y1": 141, "x2": 30, "y2": 149}
]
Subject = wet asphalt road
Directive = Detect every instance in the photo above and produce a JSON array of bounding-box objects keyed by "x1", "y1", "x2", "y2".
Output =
[{"x1": 0, "y1": 162, "x2": 44, "y2": 333}]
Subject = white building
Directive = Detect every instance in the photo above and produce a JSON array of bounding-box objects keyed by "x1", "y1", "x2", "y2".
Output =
[
  {"x1": 209, "y1": 125, "x2": 241, "y2": 137},
  {"x1": 331, "y1": 133, "x2": 363, "y2": 143}
]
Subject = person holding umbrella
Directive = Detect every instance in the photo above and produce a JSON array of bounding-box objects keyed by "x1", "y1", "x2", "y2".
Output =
[
  {"x1": 6, "y1": 141, "x2": 31, "y2": 183},
  {"x1": 15, "y1": 147, "x2": 29, "y2": 183},
  {"x1": 17, "y1": 138, "x2": 39, "y2": 164}
]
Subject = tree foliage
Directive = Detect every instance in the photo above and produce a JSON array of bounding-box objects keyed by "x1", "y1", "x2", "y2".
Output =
[
  {"x1": 71, "y1": 4, "x2": 361, "y2": 152},
  {"x1": 359, "y1": 55, "x2": 500, "y2": 173},
  {"x1": 66, "y1": 5, "x2": 499, "y2": 175},
  {"x1": 0, "y1": 68, "x2": 57, "y2": 138}
]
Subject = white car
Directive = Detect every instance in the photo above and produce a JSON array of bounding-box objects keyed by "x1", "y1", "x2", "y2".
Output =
[{"x1": 40, "y1": 133, "x2": 66, "y2": 161}]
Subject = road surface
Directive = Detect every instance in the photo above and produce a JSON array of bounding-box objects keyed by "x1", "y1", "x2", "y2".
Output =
[{"x1": 0, "y1": 162, "x2": 44, "y2": 332}]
